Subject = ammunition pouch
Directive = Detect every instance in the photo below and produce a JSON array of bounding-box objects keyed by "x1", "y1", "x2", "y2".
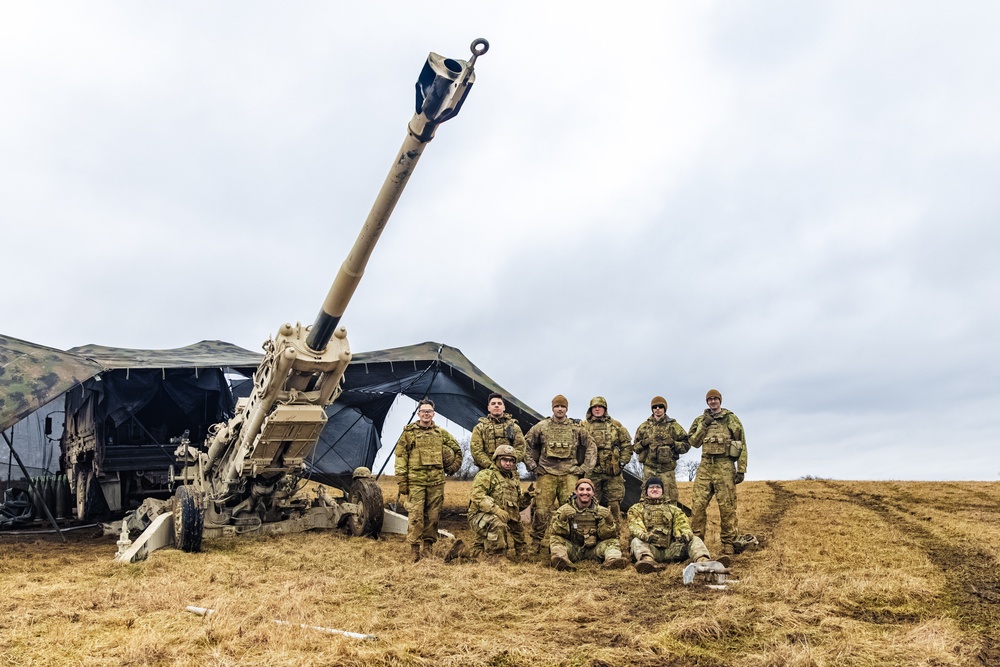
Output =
[
  {"x1": 543, "y1": 421, "x2": 574, "y2": 460},
  {"x1": 636, "y1": 448, "x2": 648, "y2": 464},
  {"x1": 583, "y1": 531, "x2": 598, "y2": 548},
  {"x1": 728, "y1": 440, "x2": 744, "y2": 460}
]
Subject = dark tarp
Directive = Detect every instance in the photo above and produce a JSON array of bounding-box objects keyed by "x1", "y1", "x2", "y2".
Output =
[{"x1": 0, "y1": 335, "x2": 104, "y2": 433}]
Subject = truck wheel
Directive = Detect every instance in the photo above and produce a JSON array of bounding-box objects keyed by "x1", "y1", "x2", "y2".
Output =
[
  {"x1": 347, "y1": 477, "x2": 383, "y2": 537},
  {"x1": 173, "y1": 485, "x2": 204, "y2": 553}
]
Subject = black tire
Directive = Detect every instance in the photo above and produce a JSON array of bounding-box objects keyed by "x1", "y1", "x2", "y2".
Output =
[
  {"x1": 173, "y1": 485, "x2": 204, "y2": 553},
  {"x1": 347, "y1": 477, "x2": 383, "y2": 537}
]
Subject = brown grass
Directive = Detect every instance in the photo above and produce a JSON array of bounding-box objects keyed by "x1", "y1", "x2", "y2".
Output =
[{"x1": 1, "y1": 479, "x2": 998, "y2": 666}]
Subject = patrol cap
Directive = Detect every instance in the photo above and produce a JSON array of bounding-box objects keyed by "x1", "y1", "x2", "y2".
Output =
[
  {"x1": 575, "y1": 478, "x2": 594, "y2": 490},
  {"x1": 644, "y1": 476, "x2": 663, "y2": 492},
  {"x1": 651, "y1": 396, "x2": 667, "y2": 410},
  {"x1": 706, "y1": 389, "x2": 722, "y2": 401},
  {"x1": 552, "y1": 394, "x2": 568, "y2": 409},
  {"x1": 493, "y1": 444, "x2": 517, "y2": 460},
  {"x1": 589, "y1": 396, "x2": 607, "y2": 409}
]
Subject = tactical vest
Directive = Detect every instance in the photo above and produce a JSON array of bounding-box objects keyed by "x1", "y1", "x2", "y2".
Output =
[
  {"x1": 570, "y1": 507, "x2": 598, "y2": 546},
  {"x1": 469, "y1": 469, "x2": 520, "y2": 514},
  {"x1": 702, "y1": 416, "x2": 732, "y2": 456},
  {"x1": 642, "y1": 500, "x2": 676, "y2": 533},
  {"x1": 644, "y1": 421, "x2": 677, "y2": 465},
  {"x1": 408, "y1": 426, "x2": 444, "y2": 467},
  {"x1": 588, "y1": 419, "x2": 621, "y2": 474},
  {"x1": 479, "y1": 417, "x2": 516, "y2": 458},
  {"x1": 542, "y1": 420, "x2": 575, "y2": 459}
]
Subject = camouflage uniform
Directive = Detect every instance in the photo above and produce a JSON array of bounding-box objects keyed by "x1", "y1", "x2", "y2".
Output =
[
  {"x1": 549, "y1": 496, "x2": 624, "y2": 566},
  {"x1": 394, "y1": 421, "x2": 462, "y2": 549},
  {"x1": 524, "y1": 417, "x2": 596, "y2": 548},
  {"x1": 633, "y1": 415, "x2": 690, "y2": 503},
  {"x1": 470, "y1": 413, "x2": 526, "y2": 470},
  {"x1": 688, "y1": 408, "x2": 746, "y2": 552},
  {"x1": 467, "y1": 452, "x2": 528, "y2": 558},
  {"x1": 627, "y1": 491, "x2": 709, "y2": 564},
  {"x1": 581, "y1": 397, "x2": 632, "y2": 528}
]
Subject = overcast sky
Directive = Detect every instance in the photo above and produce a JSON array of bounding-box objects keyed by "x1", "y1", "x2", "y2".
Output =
[{"x1": 2, "y1": 3, "x2": 998, "y2": 481}]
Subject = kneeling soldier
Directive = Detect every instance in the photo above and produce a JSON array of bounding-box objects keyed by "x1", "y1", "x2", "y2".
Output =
[
  {"x1": 549, "y1": 478, "x2": 628, "y2": 571},
  {"x1": 628, "y1": 477, "x2": 715, "y2": 574},
  {"x1": 467, "y1": 444, "x2": 528, "y2": 560}
]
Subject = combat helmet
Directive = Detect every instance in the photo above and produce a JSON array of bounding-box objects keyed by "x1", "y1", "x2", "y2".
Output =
[{"x1": 492, "y1": 444, "x2": 517, "y2": 460}]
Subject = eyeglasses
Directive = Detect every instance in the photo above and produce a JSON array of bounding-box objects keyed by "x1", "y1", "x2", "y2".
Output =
[
  {"x1": 418, "y1": 409, "x2": 434, "y2": 414},
  {"x1": 652, "y1": 405, "x2": 666, "y2": 410},
  {"x1": 707, "y1": 397, "x2": 721, "y2": 402}
]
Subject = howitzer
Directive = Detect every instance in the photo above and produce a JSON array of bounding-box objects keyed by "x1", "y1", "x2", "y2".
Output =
[{"x1": 118, "y1": 39, "x2": 489, "y2": 560}]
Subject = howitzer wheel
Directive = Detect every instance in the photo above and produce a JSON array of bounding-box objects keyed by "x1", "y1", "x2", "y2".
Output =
[
  {"x1": 173, "y1": 485, "x2": 205, "y2": 553},
  {"x1": 347, "y1": 476, "x2": 383, "y2": 537}
]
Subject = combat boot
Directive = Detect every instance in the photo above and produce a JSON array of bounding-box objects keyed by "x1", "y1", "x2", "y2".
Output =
[
  {"x1": 550, "y1": 554, "x2": 576, "y2": 571},
  {"x1": 717, "y1": 555, "x2": 732, "y2": 568},
  {"x1": 526, "y1": 543, "x2": 541, "y2": 556},
  {"x1": 722, "y1": 543, "x2": 735, "y2": 556},
  {"x1": 444, "y1": 539, "x2": 467, "y2": 563},
  {"x1": 421, "y1": 540, "x2": 435, "y2": 559},
  {"x1": 602, "y1": 556, "x2": 629, "y2": 570},
  {"x1": 410, "y1": 543, "x2": 421, "y2": 563},
  {"x1": 635, "y1": 555, "x2": 664, "y2": 574}
]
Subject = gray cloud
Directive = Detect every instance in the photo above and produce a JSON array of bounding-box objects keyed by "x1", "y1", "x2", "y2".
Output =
[{"x1": 2, "y1": 2, "x2": 998, "y2": 480}]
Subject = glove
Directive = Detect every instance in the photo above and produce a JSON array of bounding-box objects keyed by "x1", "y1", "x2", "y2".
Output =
[
  {"x1": 680, "y1": 530, "x2": 694, "y2": 543},
  {"x1": 637, "y1": 531, "x2": 652, "y2": 543},
  {"x1": 397, "y1": 481, "x2": 409, "y2": 496},
  {"x1": 568, "y1": 465, "x2": 584, "y2": 476},
  {"x1": 493, "y1": 507, "x2": 511, "y2": 524},
  {"x1": 734, "y1": 472, "x2": 745, "y2": 484}
]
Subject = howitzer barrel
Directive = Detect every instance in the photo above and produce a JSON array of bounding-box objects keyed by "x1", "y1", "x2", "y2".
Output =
[{"x1": 306, "y1": 38, "x2": 489, "y2": 351}]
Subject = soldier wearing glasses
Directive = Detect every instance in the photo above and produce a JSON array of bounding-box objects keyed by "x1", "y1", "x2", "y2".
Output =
[{"x1": 395, "y1": 398, "x2": 462, "y2": 561}]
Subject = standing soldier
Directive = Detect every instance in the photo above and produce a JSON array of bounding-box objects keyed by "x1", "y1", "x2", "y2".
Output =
[
  {"x1": 524, "y1": 395, "x2": 596, "y2": 554},
  {"x1": 633, "y1": 396, "x2": 690, "y2": 503},
  {"x1": 470, "y1": 392, "x2": 526, "y2": 470},
  {"x1": 464, "y1": 444, "x2": 528, "y2": 560},
  {"x1": 581, "y1": 396, "x2": 632, "y2": 528},
  {"x1": 549, "y1": 478, "x2": 628, "y2": 570},
  {"x1": 688, "y1": 389, "x2": 747, "y2": 556},
  {"x1": 394, "y1": 398, "x2": 462, "y2": 562},
  {"x1": 627, "y1": 477, "x2": 718, "y2": 574}
]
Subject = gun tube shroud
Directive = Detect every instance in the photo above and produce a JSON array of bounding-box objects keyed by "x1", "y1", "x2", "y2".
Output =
[{"x1": 306, "y1": 38, "x2": 489, "y2": 352}]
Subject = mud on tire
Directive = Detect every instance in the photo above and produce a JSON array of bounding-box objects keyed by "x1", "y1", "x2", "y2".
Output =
[
  {"x1": 348, "y1": 477, "x2": 383, "y2": 537},
  {"x1": 173, "y1": 485, "x2": 205, "y2": 553}
]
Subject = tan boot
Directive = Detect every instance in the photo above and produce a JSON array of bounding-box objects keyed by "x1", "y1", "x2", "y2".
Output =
[
  {"x1": 444, "y1": 539, "x2": 467, "y2": 563},
  {"x1": 421, "y1": 540, "x2": 435, "y2": 559},
  {"x1": 602, "y1": 556, "x2": 628, "y2": 570},
  {"x1": 410, "y1": 543, "x2": 421, "y2": 562},
  {"x1": 722, "y1": 543, "x2": 735, "y2": 556},
  {"x1": 717, "y1": 555, "x2": 732, "y2": 568},
  {"x1": 550, "y1": 554, "x2": 576, "y2": 571},
  {"x1": 635, "y1": 556, "x2": 662, "y2": 574}
]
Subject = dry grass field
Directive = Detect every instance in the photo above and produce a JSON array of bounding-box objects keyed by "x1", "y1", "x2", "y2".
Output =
[{"x1": 2, "y1": 478, "x2": 999, "y2": 666}]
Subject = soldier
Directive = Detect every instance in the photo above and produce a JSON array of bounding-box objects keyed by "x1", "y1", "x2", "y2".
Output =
[
  {"x1": 581, "y1": 396, "x2": 632, "y2": 528},
  {"x1": 549, "y1": 478, "x2": 628, "y2": 570},
  {"x1": 627, "y1": 477, "x2": 718, "y2": 574},
  {"x1": 689, "y1": 389, "x2": 747, "y2": 555},
  {"x1": 465, "y1": 444, "x2": 528, "y2": 560},
  {"x1": 394, "y1": 398, "x2": 463, "y2": 561},
  {"x1": 524, "y1": 395, "x2": 596, "y2": 554},
  {"x1": 633, "y1": 396, "x2": 690, "y2": 503},
  {"x1": 470, "y1": 392, "x2": 527, "y2": 470}
]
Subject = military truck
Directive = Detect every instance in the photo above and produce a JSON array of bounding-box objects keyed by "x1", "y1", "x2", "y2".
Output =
[{"x1": 117, "y1": 38, "x2": 490, "y2": 555}]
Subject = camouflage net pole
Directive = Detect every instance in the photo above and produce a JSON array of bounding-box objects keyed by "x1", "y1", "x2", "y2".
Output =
[{"x1": 1, "y1": 429, "x2": 66, "y2": 542}]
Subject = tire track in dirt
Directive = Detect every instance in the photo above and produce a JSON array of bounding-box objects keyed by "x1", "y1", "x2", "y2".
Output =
[
  {"x1": 885, "y1": 483, "x2": 1000, "y2": 517},
  {"x1": 823, "y1": 481, "x2": 1000, "y2": 666},
  {"x1": 752, "y1": 481, "x2": 795, "y2": 547}
]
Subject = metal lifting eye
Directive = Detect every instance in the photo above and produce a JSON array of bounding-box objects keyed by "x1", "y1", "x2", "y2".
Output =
[{"x1": 469, "y1": 38, "x2": 489, "y2": 65}]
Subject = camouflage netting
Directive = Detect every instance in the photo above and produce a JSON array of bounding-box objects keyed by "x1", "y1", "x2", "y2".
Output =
[{"x1": 0, "y1": 335, "x2": 104, "y2": 433}]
